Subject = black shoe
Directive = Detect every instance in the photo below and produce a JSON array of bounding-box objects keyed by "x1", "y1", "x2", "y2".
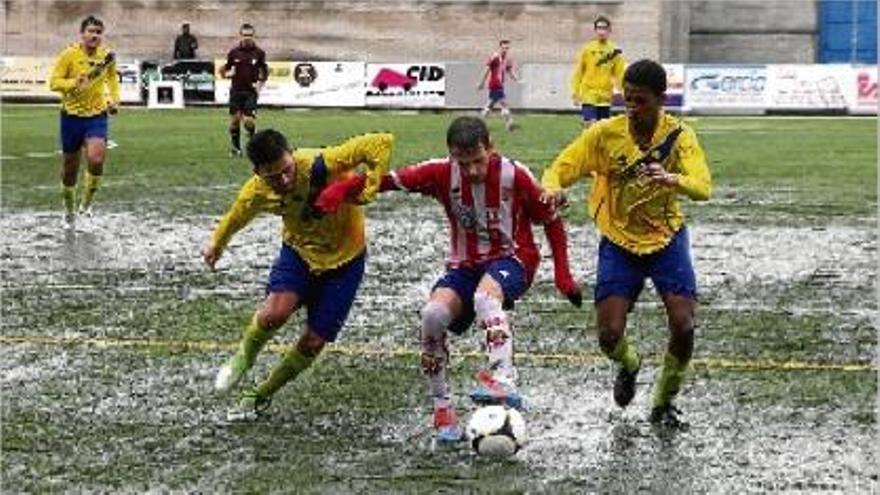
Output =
[
  {"x1": 613, "y1": 360, "x2": 640, "y2": 408},
  {"x1": 649, "y1": 403, "x2": 689, "y2": 430}
]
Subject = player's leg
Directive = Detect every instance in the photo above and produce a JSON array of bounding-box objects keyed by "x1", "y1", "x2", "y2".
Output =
[
  {"x1": 232, "y1": 251, "x2": 366, "y2": 420},
  {"x1": 59, "y1": 113, "x2": 85, "y2": 227},
  {"x1": 79, "y1": 114, "x2": 109, "y2": 216},
  {"x1": 469, "y1": 257, "x2": 529, "y2": 410},
  {"x1": 594, "y1": 237, "x2": 644, "y2": 408},
  {"x1": 228, "y1": 93, "x2": 243, "y2": 155},
  {"x1": 498, "y1": 99, "x2": 516, "y2": 131},
  {"x1": 423, "y1": 267, "x2": 477, "y2": 444},
  {"x1": 648, "y1": 227, "x2": 698, "y2": 429},
  {"x1": 242, "y1": 91, "x2": 257, "y2": 141},
  {"x1": 421, "y1": 286, "x2": 466, "y2": 444},
  {"x1": 215, "y1": 244, "x2": 306, "y2": 393}
]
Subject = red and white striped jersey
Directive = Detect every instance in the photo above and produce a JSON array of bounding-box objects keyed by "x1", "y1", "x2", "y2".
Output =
[
  {"x1": 486, "y1": 52, "x2": 513, "y2": 90},
  {"x1": 389, "y1": 153, "x2": 557, "y2": 281}
]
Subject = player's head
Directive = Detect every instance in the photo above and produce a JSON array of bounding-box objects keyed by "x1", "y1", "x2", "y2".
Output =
[
  {"x1": 623, "y1": 59, "x2": 666, "y2": 121},
  {"x1": 182, "y1": 23, "x2": 190, "y2": 34},
  {"x1": 239, "y1": 23, "x2": 256, "y2": 47},
  {"x1": 447, "y1": 116, "x2": 493, "y2": 184},
  {"x1": 248, "y1": 129, "x2": 297, "y2": 194},
  {"x1": 593, "y1": 15, "x2": 611, "y2": 41},
  {"x1": 80, "y1": 16, "x2": 104, "y2": 49},
  {"x1": 499, "y1": 40, "x2": 511, "y2": 55}
]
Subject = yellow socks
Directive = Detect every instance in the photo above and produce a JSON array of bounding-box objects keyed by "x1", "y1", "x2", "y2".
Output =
[
  {"x1": 653, "y1": 352, "x2": 689, "y2": 408},
  {"x1": 239, "y1": 314, "x2": 273, "y2": 368},
  {"x1": 62, "y1": 184, "x2": 76, "y2": 215},
  {"x1": 254, "y1": 348, "x2": 315, "y2": 398},
  {"x1": 80, "y1": 170, "x2": 102, "y2": 210},
  {"x1": 608, "y1": 335, "x2": 640, "y2": 373}
]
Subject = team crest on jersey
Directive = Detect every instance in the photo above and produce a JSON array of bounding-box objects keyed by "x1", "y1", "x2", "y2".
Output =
[{"x1": 452, "y1": 202, "x2": 479, "y2": 231}]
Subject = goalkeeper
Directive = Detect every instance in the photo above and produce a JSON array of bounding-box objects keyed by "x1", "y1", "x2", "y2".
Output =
[
  {"x1": 542, "y1": 60, "x2": 712, "y2": 429},
  {"x1": 204, "y1": 129, "x2": 393, "y2": 421},
  {"x1": 49, "y1": 15, "x2": 120, "y2": 229}
]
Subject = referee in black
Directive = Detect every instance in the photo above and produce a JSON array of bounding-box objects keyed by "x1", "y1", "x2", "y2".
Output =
[{"x1": 219, "y1": 23, "x2": 268, "y2": 156}]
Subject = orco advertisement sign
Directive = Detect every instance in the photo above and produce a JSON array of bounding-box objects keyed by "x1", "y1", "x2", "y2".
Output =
[{"x1": 684, "y1": 65, "x2": 768, "y2": 112}]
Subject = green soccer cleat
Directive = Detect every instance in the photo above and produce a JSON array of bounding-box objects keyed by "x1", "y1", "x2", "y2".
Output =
[
  {"x1": 214, "y1": 352, "x2": 250, "y2": 393},
  {"x1": 649, "y1": 403, "x2": 689, "y2": 431}
]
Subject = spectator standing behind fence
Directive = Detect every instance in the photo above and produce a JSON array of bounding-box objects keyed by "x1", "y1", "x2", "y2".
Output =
[{"x1": 173, "y1": 23, "x2": 198, "y2": 60}]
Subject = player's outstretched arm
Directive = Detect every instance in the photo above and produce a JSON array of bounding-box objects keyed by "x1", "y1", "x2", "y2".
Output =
[
  {"x1": 203, "y1": 178, "x2": 264, "y2": 269},
  {"x1": 544, "y1": 218, "x2": 582, "y2": 307},
  {"x1": 321, "y1": 133, "x2": 394, "y2": 203},
  {"x1": 313, "y1": 174, "x2": 401, "y2": 215}
]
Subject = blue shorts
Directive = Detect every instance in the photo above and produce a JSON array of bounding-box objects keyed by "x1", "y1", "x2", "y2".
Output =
[
  {"x1": 266, "y1": 244, "x2": 366, "y2": 343},
  {"x1": 433, "y1": 256, "x2": 528, "y2": 335},
  {"x1": 489, "y1": 88, "x2": 506, "y2": 102},
  {"x1": 60, "y1": 111, "x2": 108, "y2": 153},
  {"x1": 594, "y1": 226, "x2": 697, "y2": 305},
  {"x1": 581, "y1": 104, "x2": 611, "y2": 122}
]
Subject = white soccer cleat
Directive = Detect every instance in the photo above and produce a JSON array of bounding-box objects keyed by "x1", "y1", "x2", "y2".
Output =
[
  {"x1": 214, "y1": 352, "x2": 248, "y2": 393},
  {"x1": 78, "y1": 205, "x2": 93, "y2": 218},
  {"x1": 63, "y1": 212, "x2": 76, "y2": 230}
]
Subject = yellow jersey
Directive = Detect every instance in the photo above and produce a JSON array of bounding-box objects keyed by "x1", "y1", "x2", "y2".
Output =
[
  {"x1": 210, "y1": 133, "x2": 394, "y2": 272},
  {"x1": 570, "y1": 39, "x2": 626, "y2": 106},
  {"x1": 542, "y1": 113, "x2": 711, "y2": 254},
  {"x1": 49, "y1": 43, "x2": 120, "y2": 116}
]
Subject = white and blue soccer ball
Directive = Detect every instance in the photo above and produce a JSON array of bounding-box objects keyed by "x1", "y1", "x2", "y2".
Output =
[{"x1": 465, "y1": 405, "x2": 527, "y2": 458}]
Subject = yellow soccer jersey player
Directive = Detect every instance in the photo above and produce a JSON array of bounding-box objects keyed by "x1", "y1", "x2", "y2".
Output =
[
  {"x1": 204, "y1": 129, "x2": 393, "y2": 422},
  {"x1": 49, "y1": 15, "x2": 120, "y2": 229},
  {"x1": 543, "y1": 60, "x2": 710, "y2": 430},
  {"x1": 571, "y1": 16, "x2": 626, "y2": 124}
]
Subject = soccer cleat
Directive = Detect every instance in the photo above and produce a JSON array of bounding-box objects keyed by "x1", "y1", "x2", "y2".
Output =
[
  {"x1": 226, "y1": 388, "x2": 272, "y2": 422},
  {"x1": 214, "y1": 352, "x2": 250, "y2": 393},
  {"x1": 63, "y1": 212, "x2": 76, "y2": 230},
  {"x1": 230, "y1": 146, "x2": 243, "y2": 157},
  {"x1": 613, "y1": 359, "x2": 640, "y2": 408},
  {"x1": 649, "y1": 403, "x2": 689, "y2": 430},
  {"x1": 469, "y1": 369, "x2": 526, "y2": 411},
  {"x1": 432, "y1": 404, "x2": 463, "y2": 446},
  {"x1": 77, "y1": 205, "x2": 93, "y2": 219}
]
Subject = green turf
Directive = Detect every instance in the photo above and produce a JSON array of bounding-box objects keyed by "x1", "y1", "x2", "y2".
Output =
[{"x1": 1, "y1": 105, "x2": 876, "y2": 492}]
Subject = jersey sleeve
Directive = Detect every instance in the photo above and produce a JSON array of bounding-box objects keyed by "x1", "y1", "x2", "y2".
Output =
[
  {"x1": 257, "y1": 50, "x2": 269, "y2": 82},
  {"x1": 106, "y1": 59, "x2": 121, "y2": 103},
  {"x1": 541, "y1": 126, "x2": 603, "y2": 192},
  {"x1": 515, "y1": 164, "x2": 558, "y2": 225},
  {"x1": 209, "y1": 177, "x2": 268, "y2": 253},
  {"x1": 673, "y1": 127, "x2": 712, "y2": 201},
  {"x1": 611, "y1": 48, "x2": 627, "y2": 92},
  {"x1": 388, "y1": 159, "x2": 447, "y2": 197},
  {"x1": 49, "y1": 48, "x2": 76, "y2": 93},
  {"x1": 569, "y1": 46, "x2": 587, "y2": 98},
  {"x1": 321, "y1": 133, "x2": 394, "y2": 203},
  {"x1": 223, "y1": 50, "x2": 234, "y2": 71}
]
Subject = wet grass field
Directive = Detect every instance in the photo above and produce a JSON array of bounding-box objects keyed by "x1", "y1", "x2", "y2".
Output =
[{"x1": 1, "y1": 105, "x2": 877, "y2": 492}]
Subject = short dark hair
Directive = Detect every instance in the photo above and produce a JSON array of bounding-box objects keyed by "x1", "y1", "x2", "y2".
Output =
[
  {"x1": 80, "y1": 15, "x2": 104, "y2": 32},
  {"x1": 624, "y1": 59, "x2": 667, "y2": 96},
  {"x1": 594, "y1": 15, "x2": 611, "y2": 29},
  {"x1": 247, "y1": 129, "x2": 289, "y2": 169},
  {"x1": 240, "y1": 23, "x2": 255, "y2": 34},
  {"x1": 447, "y1": 116, "x2": 490, "y2": 150}
]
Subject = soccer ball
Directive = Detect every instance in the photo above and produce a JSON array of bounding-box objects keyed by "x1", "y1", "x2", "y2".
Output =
[{"x1": 465, "y1": 405, "x2": 527, "y2": 458}]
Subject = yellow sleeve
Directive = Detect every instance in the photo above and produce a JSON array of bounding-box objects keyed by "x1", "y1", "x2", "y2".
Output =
[
  {"x1": 209, "y1": 178, "x2": 265, "y2": 253},
  {"x1": 673, "y1": 128, "x2": 712, "y2": 201},
  {"x1": 49, "y1": 49, "x2": 76, "y2": 93},
  {"x1": 321, "y1": 133, "x2": 394, "y2": 203},
  {"x1": 106, "y1": 61, "x2": 121, "y2": 103},
  {"x1": 570, "y1": 47, "x2": 586, "y2": 98},
  {"x1": 542, "y1": 126, "x2": 602, "y2": 192},
  {"x1": 612, "y1": 51, "x2": 627, "y2": 93}
]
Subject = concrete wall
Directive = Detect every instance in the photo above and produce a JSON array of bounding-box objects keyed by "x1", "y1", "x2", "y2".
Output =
[
  {"x1": 687, "y1": 0, "x2": 817, "y2": 63},
  {"x1": 2, "y1": 0, "x2": 662, "y2": 63}
]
